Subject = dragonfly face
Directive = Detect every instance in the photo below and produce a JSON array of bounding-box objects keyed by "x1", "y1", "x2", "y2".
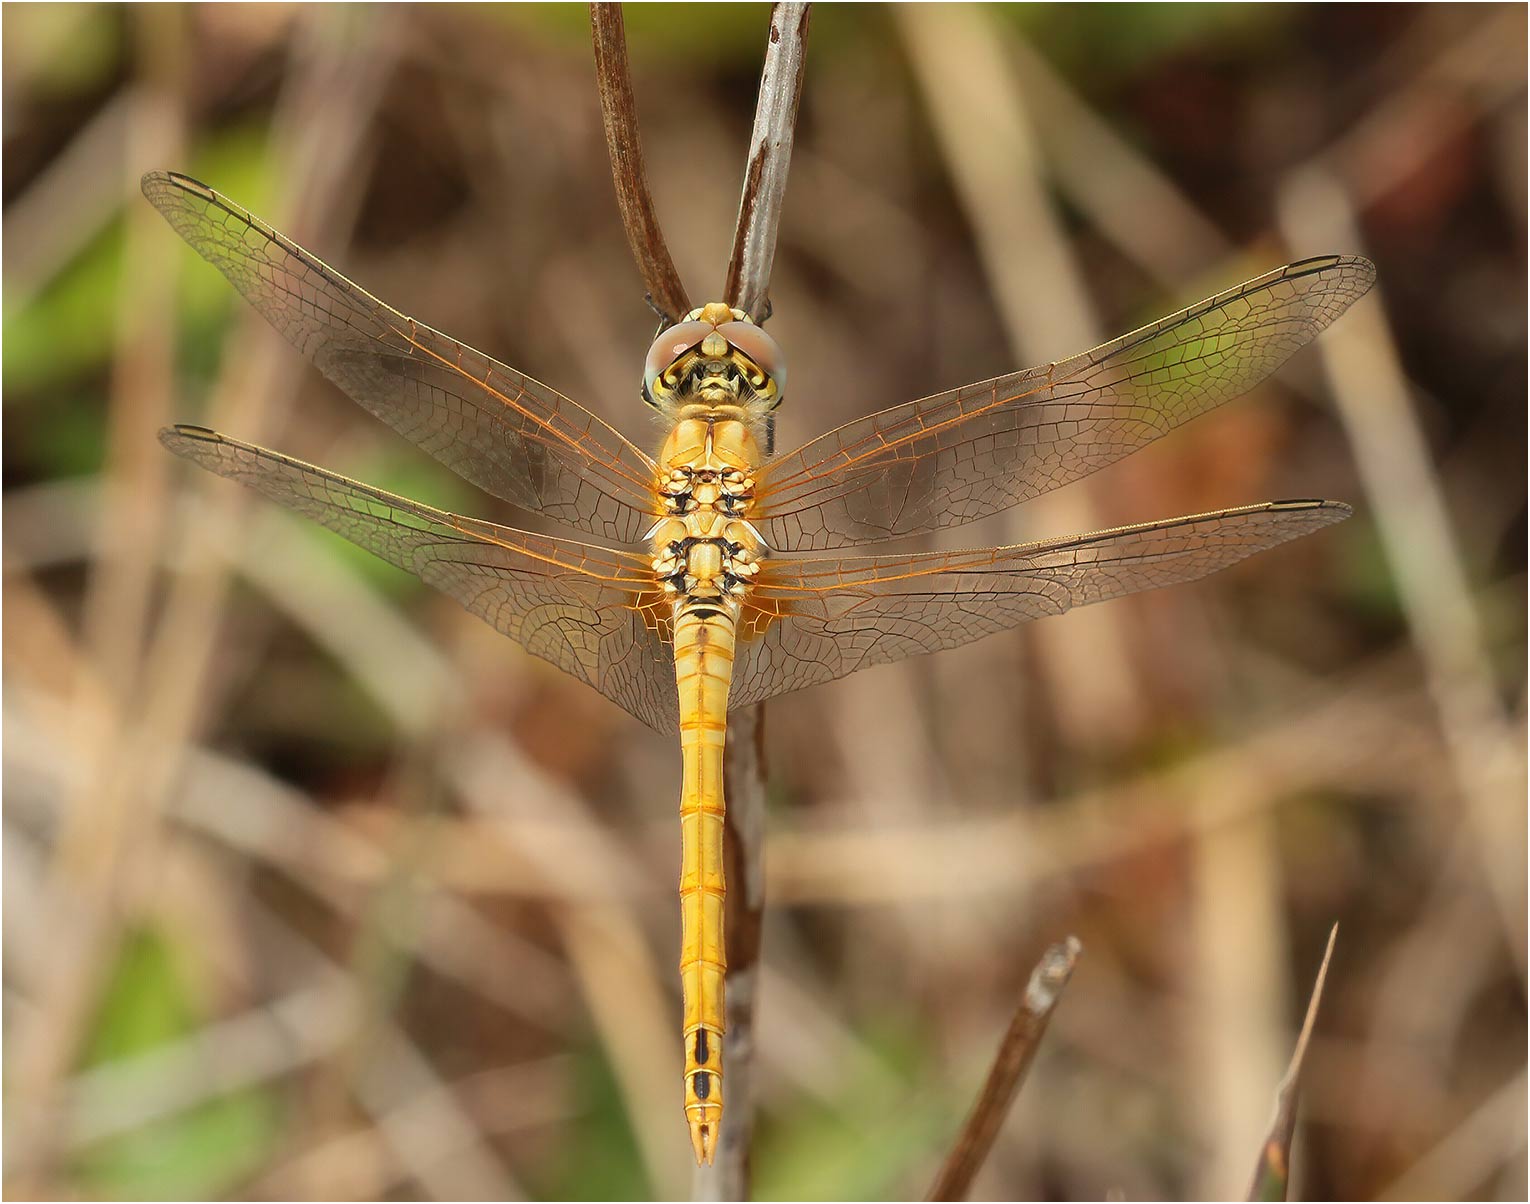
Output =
[
  {"x1": 143, "y1": 168, "x2": 1373, "y2": 1166},
  {"x1": 643, "y1": 301, "x2": 785, "y2": 419}
]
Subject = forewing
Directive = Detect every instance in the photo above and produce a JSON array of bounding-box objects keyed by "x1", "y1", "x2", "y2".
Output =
[
  {"x1": 730, "y1": 500, "x2": 1350, "y2": 709},
  {"x1": 162, "y1": 426, "x2": 676, "y2": 733},
  {"x1": 144, "y1": 171, "x2": 659, "y2": 544},
  {"x1": 754, "y1": 257, "x2": 1374, "y2": 550}
]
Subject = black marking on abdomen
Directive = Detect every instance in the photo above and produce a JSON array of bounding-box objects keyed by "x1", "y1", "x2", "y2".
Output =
[
  {"x1": 693, "y1": 1071, "x2": 711, "y2": 1100},
  {"x1": 694, "y1": 1029, "x2": 710, "y2": 1064}
]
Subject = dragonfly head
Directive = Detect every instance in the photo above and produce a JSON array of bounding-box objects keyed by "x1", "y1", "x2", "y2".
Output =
[{"x1": 642, "y1": 302, "x2": 786, "y2": 420}]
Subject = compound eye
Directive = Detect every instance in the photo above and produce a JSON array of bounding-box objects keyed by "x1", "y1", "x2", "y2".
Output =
[
  {"x1": 718, "y1": 321, "x2": 786, "y2": 393},
  {"x1": 643, "y1": 321, "x2": 713, "y2": 393}
]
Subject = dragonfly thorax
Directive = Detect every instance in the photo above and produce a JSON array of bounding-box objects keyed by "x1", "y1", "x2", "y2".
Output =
[
  {"x1": 658, "y1": 417, "x2": 760, "y2": 482},
  {"x1": 652, "y1": 417, "x2": 767, "y2": 614},
  {"x1": 650, "y1": 529, "x2": 760, "y2": 603},
  {"x1": 660, "y1": 464, "x2": 753, "y2": 516}
]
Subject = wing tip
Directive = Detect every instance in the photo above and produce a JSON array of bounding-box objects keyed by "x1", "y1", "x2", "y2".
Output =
[
  {"x1": 161, "y1": 421, "x2": 215, "y2": 438},
  {"x1": 1269, "y1": 496, "x2": 1349, "y2": 509},
  {"x1": 1286, "y1": 252, "x2": 1377, "y2": 295},
  {"x1": 159, "y1": 423, "x2": 224, "y2": 456},
  {"x1": 140, "y1": 169, "x2": 213, "y2": 201},
  {"x1": 1268, "y1": 497, "x2": 1354, "y2": 526}
]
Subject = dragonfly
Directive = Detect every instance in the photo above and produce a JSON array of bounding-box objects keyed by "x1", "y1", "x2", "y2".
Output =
[{"x1": 144, "y1": 169, "x2": 1373, "y2": 1165}]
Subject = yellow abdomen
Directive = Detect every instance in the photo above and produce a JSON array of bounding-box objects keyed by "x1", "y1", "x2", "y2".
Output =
[{"x1": 674, "y1": 605, "x2": 735, "y2": 1165}]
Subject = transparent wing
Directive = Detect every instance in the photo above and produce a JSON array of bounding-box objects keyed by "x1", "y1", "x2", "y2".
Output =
[
  {"x1": 144, "y1": 171, "x2": 659, "y2": 544},
  {"x1": 730, "y1": 500, "x2": 1350, "y2": 709},
  {"x1": 162, "y1": 426, "x2": 677, "y2": 733},
  {"x1": 754, "y1": 257, "x2": 1374, "y2": 550}
]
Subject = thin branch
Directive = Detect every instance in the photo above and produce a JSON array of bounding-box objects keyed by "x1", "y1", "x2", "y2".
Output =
[
  {"x1": 589, "y1": 8, "x2": 807, "y2": 1191},
  {"x1": 589, "y1": 3, "x2": 691, "y2": 323},
  {"x1": 723, "y1": 2, "x2": 812, "y2": 321},
  {"x1": 927, "y1": 936, "x2": 1082, "y2": 1202},
  {"x1": 1246, "y1": 925, "x2": 1339, "y2": 1202},
  {"x1": 697, "y1": 5, "x2": 810, "y2": 1192}
]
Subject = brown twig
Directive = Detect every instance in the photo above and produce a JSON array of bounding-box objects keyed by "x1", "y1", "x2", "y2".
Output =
[
  {"x1": 927, "y1": 937, "x2": 1082, "y2": 1201},
  {"x1": 1246, "y1": 925, "x2": 1339, "y2": 1201},
  {"x1": 697, "y1": 4, "x2": 810, "y2": 1192},
  {"x1": 589, "y1": 3, "x2": 691, "y2": 323},
  {"x1": 722, "y1": 2, "x2": 812, "y2": 321}
]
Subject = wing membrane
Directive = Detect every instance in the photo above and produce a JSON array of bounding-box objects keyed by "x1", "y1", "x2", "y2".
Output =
[
  {"x1": 730, "y1": 500, "x2": 1350, "y2": 709},
  {"x1": 754, "y1": 257, "x2": 1374, "y2": 550},
  {"x1": 144, "y1": 171, "x2": 659, "y2": 544},
  {"x1": 162, "y1": 426, "x2": 677, "y2": 732}
]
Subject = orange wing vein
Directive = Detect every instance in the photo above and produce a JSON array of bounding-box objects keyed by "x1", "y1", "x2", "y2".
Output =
[
  {"x1": 144, "y1": 171, "x2": 659, "y2": 544},
  {"x1": 753, "y1": 256, "x2": 1374, "y2": 550},
  {"x1": 730, "y1": 500, "x2": 1350, "y2": 709},
  {"x1": 162, "y1": 425, "x2": 677, "y2": 732}
]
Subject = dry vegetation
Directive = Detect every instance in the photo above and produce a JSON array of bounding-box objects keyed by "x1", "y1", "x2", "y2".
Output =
[{"x1": 3, "y1": 4, "x2": 1525, "y2": 1199}]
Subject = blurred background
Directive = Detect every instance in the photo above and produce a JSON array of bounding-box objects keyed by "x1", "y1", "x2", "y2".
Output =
[{"x1": 3, "y1": 4, "x2": 1525, "y2": 1200}]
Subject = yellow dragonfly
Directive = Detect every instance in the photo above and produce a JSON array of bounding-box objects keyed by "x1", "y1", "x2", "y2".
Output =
[{"x1": 144, "y1": 169, "x2": 1373, "y2": 1164}]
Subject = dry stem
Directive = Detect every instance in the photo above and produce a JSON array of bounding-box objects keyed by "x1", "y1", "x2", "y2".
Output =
[
  {"x1": 589, "y1": 4, "x2": 808, "y2": 1193},
  {"x1": 700, "y1": 3, "x2": 810, "y2": 1193},
  {"x1": 927, "y1": 937, "x2": 1082, "y2": 1201},
  {"x1": 696, "y1": 2, "x2": 811, "y2": 1191},
  {"x1": 589, "y1": 2, "x2": 691, "y2": 323},
  {"x1": 722, "y1": 2, "x2": 812, "y2": 322}
]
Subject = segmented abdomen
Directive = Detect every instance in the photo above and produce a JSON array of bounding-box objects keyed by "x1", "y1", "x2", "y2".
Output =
[{"x1": 674, "y1": 604, "x2": 734, "y2": 1164}]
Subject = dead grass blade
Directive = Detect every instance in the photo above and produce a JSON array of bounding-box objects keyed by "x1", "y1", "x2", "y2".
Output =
[{"x1": 1246, "y1": 925, "x2": 1338, "y2": 1201}]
